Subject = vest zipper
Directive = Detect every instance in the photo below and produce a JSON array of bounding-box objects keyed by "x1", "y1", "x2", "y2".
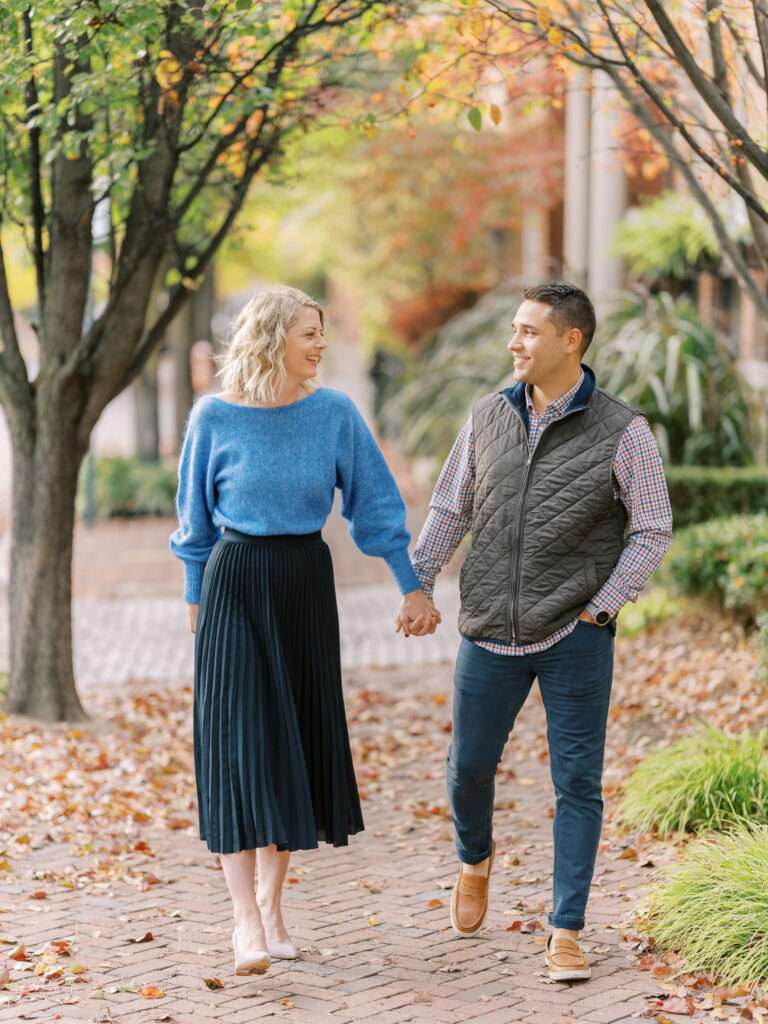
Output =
[{"x1": 506, "y1": 403, "x2": 586, "y2": 644}]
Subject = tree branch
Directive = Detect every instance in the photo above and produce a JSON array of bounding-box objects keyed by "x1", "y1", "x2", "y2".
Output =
[
  {"x1": 645, "y1": 0, "x2": 768, "y2": 180},
  {"x1": 723, "y1": 9, "x2": 765, "y2": 90},
  {"x1": 123, "y1": 143, "x2": 274, "y2": 388},
  {"x1": 592, "y1": 0, "x2": 768, "y2": 225},
  {"x1": 23, "y1": 10, "x2": 46, "y2": 308},
  {"x1": 604, "y1": 63, "x2": 768, "y2": 320},
  {"x1": 0, "y1": 232, "x2": 34, "y2": 422},
  {"x1": 754, "y1": 0, "x2": 768, "y2": 122}
]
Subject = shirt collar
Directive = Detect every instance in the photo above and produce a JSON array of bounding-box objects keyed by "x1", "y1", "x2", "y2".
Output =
[{"x1": 525, "y1": 371, "x2": 585, "y2": 418}]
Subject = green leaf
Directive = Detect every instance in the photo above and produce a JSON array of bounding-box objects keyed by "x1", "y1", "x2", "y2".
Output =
[
  {"x1": 165, "y1": 268, "x2": 182, "y2": 287},
  {"x1": 467, "y1": 106, "x2": 482, "y2": 131}
]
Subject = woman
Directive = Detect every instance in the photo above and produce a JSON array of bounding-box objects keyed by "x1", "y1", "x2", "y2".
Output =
[{"x1": 170, "y1": 286, "x2": 438, "y2": 975}]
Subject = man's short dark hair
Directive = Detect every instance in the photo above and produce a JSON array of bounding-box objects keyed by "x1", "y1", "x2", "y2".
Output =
[{"x1": 523, "y1": 281, "x2": 597, "y2": 353}]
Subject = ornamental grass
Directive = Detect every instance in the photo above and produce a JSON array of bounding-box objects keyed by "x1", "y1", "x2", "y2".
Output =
[
  {"x1": 641, "y1": 825, "x2": 768, "y2": 987},
  {"x1": 621, "y1": 726, "x2": 768, "y2": 836}
]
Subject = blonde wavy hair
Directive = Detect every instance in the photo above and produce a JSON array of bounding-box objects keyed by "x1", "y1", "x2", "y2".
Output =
[{"x1": 216, "y1": 286, "x2": 324, "y2": 404}]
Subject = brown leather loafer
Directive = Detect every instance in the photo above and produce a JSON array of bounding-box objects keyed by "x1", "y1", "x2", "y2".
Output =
[
  {"x1": 449, "y1": 840, "x2": 496, "y2": 937},
  {"x1": 545, "y1": 933, "x2": 591, "y2": 981}
]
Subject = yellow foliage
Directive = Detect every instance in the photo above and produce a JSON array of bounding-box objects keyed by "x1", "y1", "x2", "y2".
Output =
[
  {"x1": 155, "y1": 53, "x2": 182, "y2": 92},
  {"x1": 547, "y1": 26, "x2": 564, "y2": 46},
  {"x1": 537, "y1": 7, "x2": 552, "y2": 32},
  {"x1": 245, "y1": 110, "x2": 264, "y2": 137}
]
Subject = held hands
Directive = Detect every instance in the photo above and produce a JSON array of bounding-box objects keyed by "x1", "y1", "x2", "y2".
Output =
[{"x1": 395, "y1": 589, "x2": 442, "y2": 638}]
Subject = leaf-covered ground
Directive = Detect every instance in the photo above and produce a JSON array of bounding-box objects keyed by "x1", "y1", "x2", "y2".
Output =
[{"x1": 0, "y1": 607, "x2": 764, "y2": 1022}]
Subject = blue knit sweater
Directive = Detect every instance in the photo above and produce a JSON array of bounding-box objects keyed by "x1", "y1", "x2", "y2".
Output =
[{"x1": 169, "y1": 389, "x2": 421, "y2": 603}]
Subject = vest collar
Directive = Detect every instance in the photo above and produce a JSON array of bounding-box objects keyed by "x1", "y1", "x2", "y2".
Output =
[{"x1": 503, "y1": 363, "x2": 596, "y2": 428}]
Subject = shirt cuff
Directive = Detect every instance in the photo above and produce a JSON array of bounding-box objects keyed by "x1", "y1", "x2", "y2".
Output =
[
  {"x1": 586, "y1": 579, "x2": 627, "y2": 619},
  {"x1": 385, "y1": 548, "x2": 422, "y2": 596},
  {"x1": 183, "y1": 560, "x2": 207, "y2": 604}
]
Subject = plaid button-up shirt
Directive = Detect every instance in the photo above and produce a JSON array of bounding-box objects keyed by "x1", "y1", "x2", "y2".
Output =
[{"x1": 412, "y1": 373, "x2": 673, "y2": 655}]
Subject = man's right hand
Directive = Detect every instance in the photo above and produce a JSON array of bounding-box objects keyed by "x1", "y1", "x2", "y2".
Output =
[
  {"x1": 188, "y1": 604, "x2": 199, "y2": 633},
  {"x1": 395, "y1": 589, "x2": 442, "y2": 637}
]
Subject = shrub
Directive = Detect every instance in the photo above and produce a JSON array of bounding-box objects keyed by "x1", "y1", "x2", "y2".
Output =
[
  {"x1": 595, "y1": 289, "x2": 755, "y2": 466},
  {"x1": 666, "y1": 514, "x2": 768, "y2": 613},
  {"x1": 613, "y1": 192, "x2": 720, "y2": 281},
  {"x1": 726, "y1": 544, "x2": 768, "y2": 618},
  {"x1": 641, "y1": 825, "x2": 768, "y2": 986},
  {"x1": 621, "y1": 726, "x2": 768, "y2": 836},
  {"x1": 665, "y1": 465, "x2": 768, "y2": 529},
  {"x1": 757, "y1": 612, "x2": 768, "y2": 683},
  {"x1": 617, "y1": 588, "x2": 682, "y2": 637},
  {"x1": 78, "y1": 456, "x2": 177, "y2": 518}
]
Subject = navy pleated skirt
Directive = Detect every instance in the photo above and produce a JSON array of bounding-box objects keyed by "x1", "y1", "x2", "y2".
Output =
[{"x1": 193, "y1": 528, "x2": 364, "y2": 855}]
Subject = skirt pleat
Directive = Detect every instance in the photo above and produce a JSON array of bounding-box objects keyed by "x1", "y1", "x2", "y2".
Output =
[{"x1": 193, "y1": 530, "x2": 364, "y2": 855}]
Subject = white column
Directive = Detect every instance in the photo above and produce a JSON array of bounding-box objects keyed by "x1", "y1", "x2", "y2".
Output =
[
  {"x1": 588, "y1": 71, "x2": 627, "y2": 309},
  {"x1": 563, "y1": 68, "x2": 591, "y2": 287},
  {"x1": 521, "y1": 206, "x2": 548, "y2": 282}
]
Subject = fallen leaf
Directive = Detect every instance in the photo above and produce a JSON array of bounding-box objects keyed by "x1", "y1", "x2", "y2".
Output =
[
  {"x1": 166, "y1": 818, "x2": 192, "y2": 830},
  {"x1": 368, "y1": 914, "x2": 379, "y2": 927},
  {"x1": 426, "y1": 899, "x2": 443, "y2": 909},
  {"x1": 30, "y1": 891, "x2": 47, "y2": 900},
  {"x1": 140, "y1": 985, "x2": 165, "y2": 999},
  {"x1": 203, "y1": 977, "x2": 223, "y2": 990},
  {"x1": 127, "y1": 932, "x2": 154, "y2": 944},
  {"x1": 520, "y1": 919, "x2": 543, "y2": 933},
  {"x1": 8, "y1": 943, "x2": 27, "y2": 962}
]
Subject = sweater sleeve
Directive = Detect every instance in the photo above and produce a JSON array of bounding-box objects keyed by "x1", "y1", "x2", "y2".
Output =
[
  {"x1": 336, "y1": 399, "x2": 421, "y2": 595},
  {"x1": 169, "y1": 402, "x2": 219, "y2": 603}
]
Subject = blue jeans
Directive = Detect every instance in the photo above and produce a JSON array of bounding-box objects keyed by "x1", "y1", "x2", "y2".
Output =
[{"x1": 447, "y1": 621, "x2": 614, "y2": 931}]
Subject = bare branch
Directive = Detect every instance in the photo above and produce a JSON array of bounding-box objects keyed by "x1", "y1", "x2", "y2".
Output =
[
  {"x1": 754, "y1": 0, "x2": 768, "y2": 98},
  {"x1": 645, "y1": 0, "x2": 768, "y2": 180},
  {"x1": 593, "y1": 0, "x2": 768, "y2": 226},
  {"x1": 722, "y1": 10, "x2": 765, "y2": 90},
  {"x1": 604, "y1": 63, "x2": 768, "y2": 319}
]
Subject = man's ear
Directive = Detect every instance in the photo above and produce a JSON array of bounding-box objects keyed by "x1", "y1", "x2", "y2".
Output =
[{"x1": 565, "y1": 326, "x2": 583, "y2": 356}]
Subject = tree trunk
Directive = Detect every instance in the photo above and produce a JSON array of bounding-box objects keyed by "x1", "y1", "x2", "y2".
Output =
[
  {"x1": 133, "y1": 349, "x2": 161, "y2": 461},
  {"x1": 171, "y1": 298, "x2": 195, "y2": 450},
  {"x1": 173, "y1": 266, "x2": 216, "y2": 449},
  {"x1": 7, "y1": 422, "x2": 87, "y2": 721}
]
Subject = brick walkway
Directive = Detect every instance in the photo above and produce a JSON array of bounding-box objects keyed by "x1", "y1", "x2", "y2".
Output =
[{"x1": 0, "y1": 518, "x2": 692, "y2": 1024}]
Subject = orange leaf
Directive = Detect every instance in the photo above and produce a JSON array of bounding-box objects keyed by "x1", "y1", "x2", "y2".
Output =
[
  {"x1": 489, "y1": 104, "x2": 502, "y2": 126},
  {"x1": 31, "y1": 891, "x2": 47, "y2": 900},
  {"x1": 426, "y1": 899, "x2": 443, "y2": 909},
  {"x1": 140, "y1": 985, "x2": 165, "y2": 999},
  {"x1": 204, "y1": 977, "x2": 223, "y2": 990}
]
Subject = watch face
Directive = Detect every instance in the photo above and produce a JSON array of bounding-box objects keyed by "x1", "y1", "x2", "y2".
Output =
[{"x1": 595, "y1": 611, "x2": 611, "y2": 626}]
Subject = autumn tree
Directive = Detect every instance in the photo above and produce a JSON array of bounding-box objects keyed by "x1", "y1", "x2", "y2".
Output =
[
  {"x1": 0, "y1": 0, "x2": 414, "y2": 721},
  {"x1": 469, "y1": 0, "x2": 768, "y2": 316}
]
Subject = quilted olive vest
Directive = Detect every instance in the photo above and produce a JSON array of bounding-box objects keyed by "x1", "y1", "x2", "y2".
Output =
[{"x1": 457, "y1": 379, "x2": 636, "y2": 644}]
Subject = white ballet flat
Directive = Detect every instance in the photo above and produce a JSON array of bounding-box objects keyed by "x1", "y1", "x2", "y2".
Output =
[{"x1": 232, "y1": 925, "x2": 271, "y2": 975}]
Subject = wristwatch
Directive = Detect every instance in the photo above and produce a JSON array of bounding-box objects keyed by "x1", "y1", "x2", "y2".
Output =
[{"x1": 593, "y1": 610, "x2": 612, "y2": 627}]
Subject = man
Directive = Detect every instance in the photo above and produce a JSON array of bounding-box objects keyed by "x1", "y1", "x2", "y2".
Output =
[{"x1": 399, "y1": 282, "x2": 672, "y2": 981}]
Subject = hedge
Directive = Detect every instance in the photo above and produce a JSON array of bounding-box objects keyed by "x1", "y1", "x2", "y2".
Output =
[{"x1": 665, "y1": 466, "x2": 768, "y2": 528}]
